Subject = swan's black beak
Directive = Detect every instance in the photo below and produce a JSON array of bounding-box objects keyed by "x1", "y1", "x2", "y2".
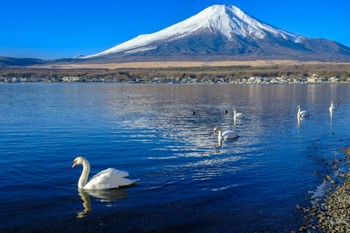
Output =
[{"x1": 72, "y1": 162, "x2": 77, "y2": 168}]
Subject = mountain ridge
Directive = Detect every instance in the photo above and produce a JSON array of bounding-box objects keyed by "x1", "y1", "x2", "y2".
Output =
[
  {"x1": 78, "y1": 4, "x2": 350, "y2": 62},
  {"x1": 0, "y1": 56, "x2": 45, "y2": 67}
]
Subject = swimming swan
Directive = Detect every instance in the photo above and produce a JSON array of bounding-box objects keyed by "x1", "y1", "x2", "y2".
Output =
[
  {"x1": 72, "y1": 156, "x2": 138, "y2": 190},
  {"x1": 213, "y1": 127, "x2": 239, "y2": 141},
  {"x1": 232, "y1": 108, "x2": 243, "y2": 119}
]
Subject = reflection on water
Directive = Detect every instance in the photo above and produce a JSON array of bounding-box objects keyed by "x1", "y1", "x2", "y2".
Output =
[
  {"x1": 87, "y1": 188, "x2": 127, "y2": 202},
  {"x1": 77, "y1": 190, "x2": 91, "y2": 218},
  {"x1": 330, "y1": 111, "x2": 333, "y2": 120},
  {"x1": 77, "y1": 188, "x2": 127, "y2": 218}
]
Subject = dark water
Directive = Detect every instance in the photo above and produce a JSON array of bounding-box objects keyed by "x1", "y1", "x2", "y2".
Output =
[{"x1": 1, "y1": 83, "x2": 349, "y2": 233}]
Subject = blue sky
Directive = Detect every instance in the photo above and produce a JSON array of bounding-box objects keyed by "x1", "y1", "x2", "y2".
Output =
[{"x1": 1, "y1": 0, "x2": 349, "y2": 59}]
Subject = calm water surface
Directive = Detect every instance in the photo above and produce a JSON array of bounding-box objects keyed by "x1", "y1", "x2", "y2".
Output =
[{"x1": 1, "y1": 83, "x2": 350, "y2": 232}]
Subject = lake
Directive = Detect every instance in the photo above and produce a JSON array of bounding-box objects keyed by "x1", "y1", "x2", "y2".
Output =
[{"x1": 1, "y1": 83, "x2": 349, "y2": 232}]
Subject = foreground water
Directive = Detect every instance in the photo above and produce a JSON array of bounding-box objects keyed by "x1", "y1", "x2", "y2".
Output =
[{"x1": 0, "y1": 83, "x2": 349, "y2": 232}]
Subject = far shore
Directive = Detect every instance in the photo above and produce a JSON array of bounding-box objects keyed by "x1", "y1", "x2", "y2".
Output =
[{"x1": 1, "y1": 60, "x2": 350, "y2": 83}]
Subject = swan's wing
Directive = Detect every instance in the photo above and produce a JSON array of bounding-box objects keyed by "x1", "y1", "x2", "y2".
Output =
[
  {"x1": 222, "y1": 130, "x2": 233, "y2": 137},
  {"x1": 84, "y1": 168, "x2": 138, "y2": 190},
  {"x1": 222, "y1": 131, "x2": 238, "y2": 139},
  {"x1": 90, "y1": 168, "x2": 129, "y2": 180},
  {"x1": 300, "y1": 111, "x2": 309, "y2": 117},
  {"x1": 236, "y1": 113, "x2": 243, "y2": 118}
]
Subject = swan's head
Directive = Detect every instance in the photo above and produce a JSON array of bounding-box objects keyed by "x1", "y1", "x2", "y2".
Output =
[
  {"x1": 232, "y1": 108, "x2": 236, "y2": 112},
  {"x1": 297, "y1": 105, "x2": 300, "y2": 110},
  {"x1": 72, "y1": 156, "x2": 86, "y2": 168},
  {"x1": 213, "y1": 127, "x2": 221, "y2": 135}
]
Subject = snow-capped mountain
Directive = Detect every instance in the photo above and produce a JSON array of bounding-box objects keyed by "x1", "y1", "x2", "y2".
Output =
[{"x1": 80, "y1": 5, "x2": 350, "y2": 62}]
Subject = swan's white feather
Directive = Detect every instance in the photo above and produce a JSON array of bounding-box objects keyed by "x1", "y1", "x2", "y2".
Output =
[{"x1": 84, "y1": 168, "x2": 138, "y2": 190}]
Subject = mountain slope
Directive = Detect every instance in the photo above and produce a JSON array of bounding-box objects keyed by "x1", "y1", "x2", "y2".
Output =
[{"x1": 80, "y1": 5, "x2": 350, "y2": 62}]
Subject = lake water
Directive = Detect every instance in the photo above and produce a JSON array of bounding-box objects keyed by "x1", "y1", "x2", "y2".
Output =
[{"x1": 1, "y1": 83, "x2": 350, "y2": 232}]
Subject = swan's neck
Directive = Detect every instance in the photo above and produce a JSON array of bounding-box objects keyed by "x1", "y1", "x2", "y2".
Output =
[
  {"x1": 297, "y1": 108, "x2": 300, "y2": 117},
  {"x1": 218, "y1": 136, "x2": 222, "y2": 147},
  {"x1": 217, "y1": 129, "x2": 223, "y2": 140},
  {"x1": 233, "y1": 110, "x2": 236, "y2": 118},
  {"x1": 78, "y1": 160, "x2": 90, "y2": 189}
]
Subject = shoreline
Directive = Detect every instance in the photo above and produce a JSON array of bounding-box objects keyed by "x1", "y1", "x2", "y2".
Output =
[
  {"x1": 301, "y1": 147, "x2": 350, "y2": 232},
  {"x1": 1, "y1": 77, "x2": 349, "y2": 84}
]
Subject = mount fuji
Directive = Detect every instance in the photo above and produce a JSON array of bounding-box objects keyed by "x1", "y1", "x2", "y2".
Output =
[{"x1": 79, "y1": 5, "x2": 350, "y2": 62}]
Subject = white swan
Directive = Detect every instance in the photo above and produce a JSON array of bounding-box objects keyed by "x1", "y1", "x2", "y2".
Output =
[
  {"x1": 213, "y1": 127, "x2": 239, "y2": 141},
  {"x1": 329, "y1": 102, "x2": 335, "y2": 113},
  {"x1": 232, "y1": 108, "x2": 243, "y2": 119},
  {"x1": 297, "y1": 105, "x2": 309, "y2": 119},
  {"x1": 72, "y1": 156, "x2": 138, "y2": 190}
]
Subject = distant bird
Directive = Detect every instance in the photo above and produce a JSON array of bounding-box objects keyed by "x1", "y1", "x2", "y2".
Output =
[
  {"x1": 72, "y1": 156, "x2": 138, "y2": 190},
  {"x1": 193, "y1": 111, "x2": 196, "y2": 115},
  {"x1": 297, "y1": 105, "x2": 309, "y2": 119},
  {"x1": 329, "y1": 102, "x2": 335, "y2": 113},
  {"x1": 225, "y1": 110, "x2": 228, "y2": 114},
  {"x1": 232, "y1": 108, "x2": 243, "y2": 119}
]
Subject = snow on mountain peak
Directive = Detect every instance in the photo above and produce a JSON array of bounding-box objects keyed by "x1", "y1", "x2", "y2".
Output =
[
  {"x1": 82, "y1": 4, "x2": 303, "y2": 59},
  {"x1": 200, "y1": 5, "x2": 302, "y2": 41}
]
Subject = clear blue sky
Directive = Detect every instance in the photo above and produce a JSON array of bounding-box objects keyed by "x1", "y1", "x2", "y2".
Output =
[{"x1": 1, "y1": 0, "x2": 349, "y2": 59}]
